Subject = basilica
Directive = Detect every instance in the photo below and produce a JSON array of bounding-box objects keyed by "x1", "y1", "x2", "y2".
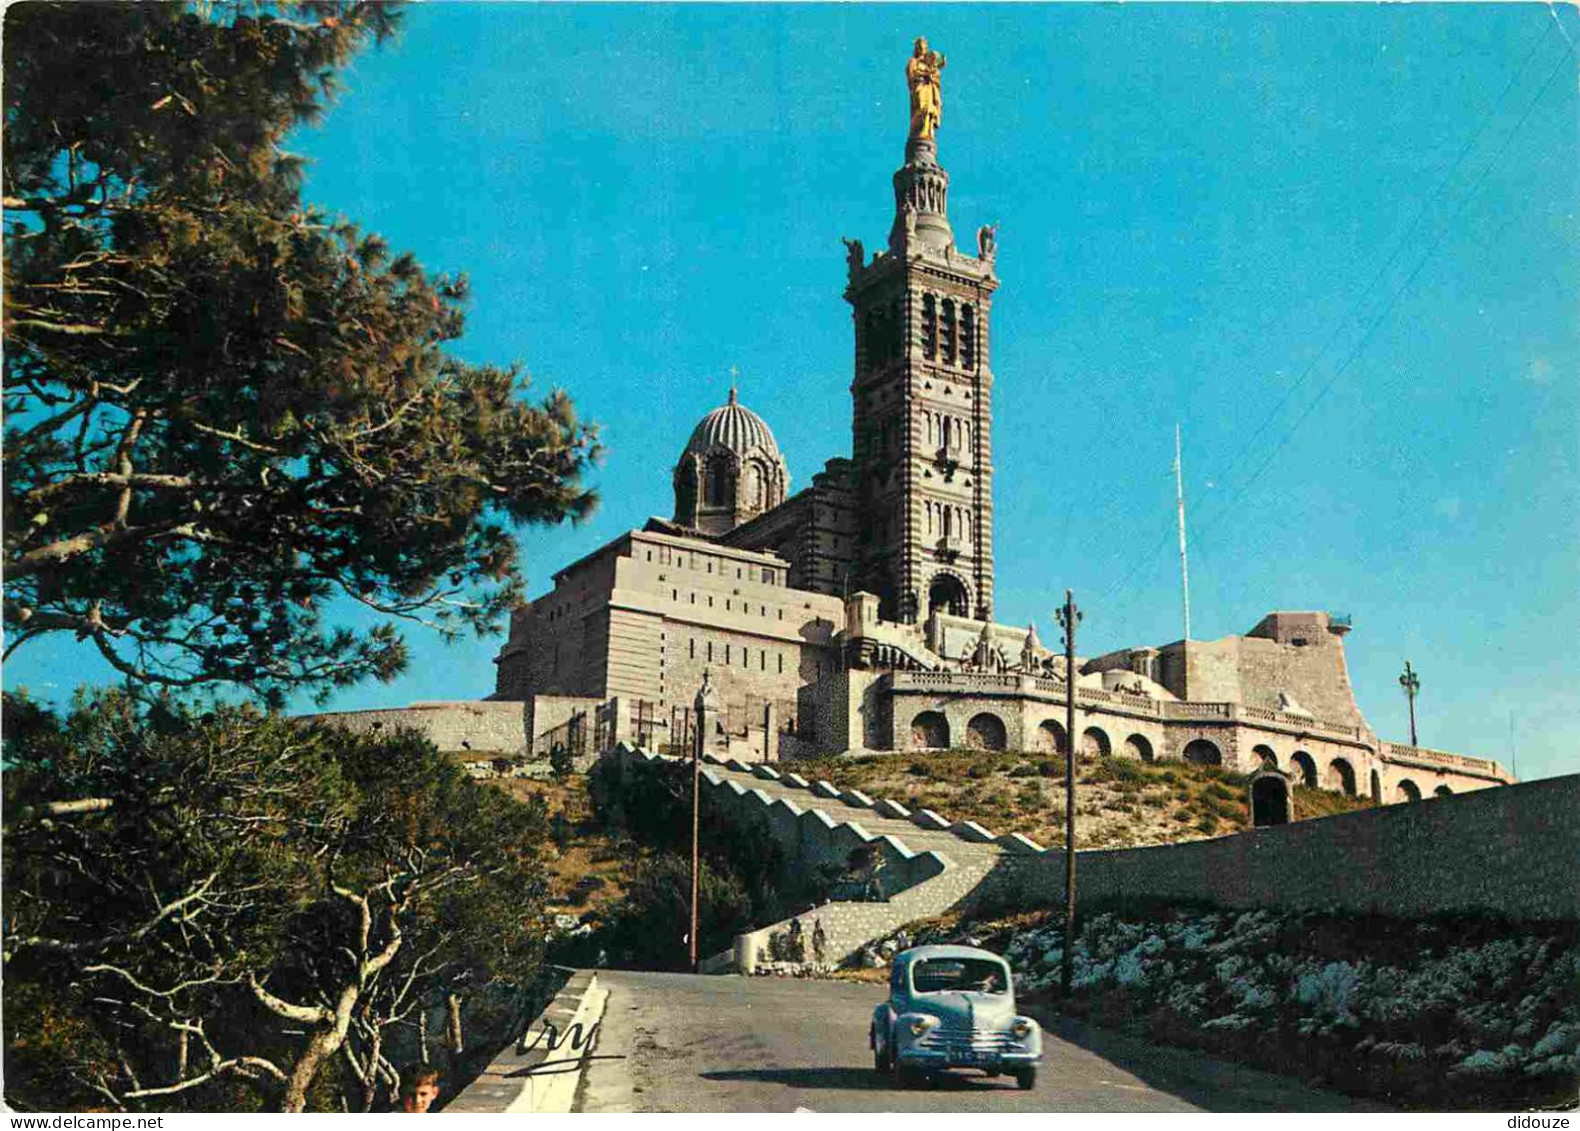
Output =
[
  {"x1": 475, "y1": 47, "x2": 1513, "y2": 805},
  {"x1": 323, "y1": 48, "x2": 1511, "y2": 804}
]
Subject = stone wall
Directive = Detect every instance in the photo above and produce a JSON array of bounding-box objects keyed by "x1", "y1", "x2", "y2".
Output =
[
  {"x1": 979, "y1": 773, "x2": 1580, "y2": 922},
  {"x1": 305, "y1": 700, "x2": 527, "y2": 757},
  {"x1": 629, "y1": 753, "x2": 1576, "y2": 978},
  {"x1": 525, "y1": 694, "x2": 604, "y2": 756}
]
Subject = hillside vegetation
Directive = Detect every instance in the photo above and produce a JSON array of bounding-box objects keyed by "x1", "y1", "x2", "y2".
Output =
[
  {"x1": 494, "y1": 775, "x2": 640, "y2": 924},
  {"x1": 784, "y1": 749, "x2": 1372, "y2": 848}
]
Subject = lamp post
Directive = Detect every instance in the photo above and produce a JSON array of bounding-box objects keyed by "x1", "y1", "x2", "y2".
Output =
[
  {"x1": 1398, "y1": 661, "x2": 1420, "y2": 747},
  {"x1": 1054, "y1": 590, "x2": 1082, "y2": 1000},
  {"x1": 690, "y1": 670, "x2": 720, "y2": 971}
]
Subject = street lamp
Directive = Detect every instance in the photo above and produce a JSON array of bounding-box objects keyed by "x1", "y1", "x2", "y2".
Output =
[
  {"x1": 690, "y1": 670, "x2": 720, "y2": 971},
  {"x1": 1054, "y1": 591, "x2": 1082, "y2": 1000},
  {"x1": 1398, "y1": 661, "x2": 1420, "y2": 747}
]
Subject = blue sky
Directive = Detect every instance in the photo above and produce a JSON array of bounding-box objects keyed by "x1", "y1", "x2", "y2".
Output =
[{"x1": 9, "y1": 4, "x2": 1577, "y2": 783}]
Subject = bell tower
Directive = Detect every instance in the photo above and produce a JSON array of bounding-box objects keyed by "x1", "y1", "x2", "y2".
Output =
[{"x1": 842, "y1": 38, "x2": 999, "y2": 625}]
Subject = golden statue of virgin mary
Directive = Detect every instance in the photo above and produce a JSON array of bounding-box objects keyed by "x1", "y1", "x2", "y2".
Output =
[{"x1": 906, "y1": 37, "x2": 946, "y2": 140}]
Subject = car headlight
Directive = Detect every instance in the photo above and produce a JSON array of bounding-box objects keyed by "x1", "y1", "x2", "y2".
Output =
[
  {"x1": 909, "y1": 1015, "x2": 940, "y2": 1036},
  {"x1": 1012, "y1": 1019, "x2": 1034, "y2": 1038}
]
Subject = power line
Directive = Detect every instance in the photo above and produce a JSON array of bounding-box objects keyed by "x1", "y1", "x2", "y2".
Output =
[
  {"x1": 1097, "y1": 33, "x2": 1574, "y2": 629},
  {"x1": 1186, "y1": 40, "x2": 1574, "y2": 556},
  {"x1": 1086, "y1": 22, "x2": 1561, "y2": 618},
  {"x1": 1195, "y1": 20, "x2": 1556, "y2": 504}
]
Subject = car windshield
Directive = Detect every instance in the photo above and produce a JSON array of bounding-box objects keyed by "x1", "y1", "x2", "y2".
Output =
[{"x1": 911, "y1": 957, "x2": 1009, "y2": 995}]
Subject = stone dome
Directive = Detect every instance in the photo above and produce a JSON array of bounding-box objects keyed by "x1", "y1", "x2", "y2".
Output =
[
  {"x1": 682, "y1": 387, "x2": 784, "y2": 463},
  {"x1": 673, "y1": 388, "x2": 789, "y2": 536}
]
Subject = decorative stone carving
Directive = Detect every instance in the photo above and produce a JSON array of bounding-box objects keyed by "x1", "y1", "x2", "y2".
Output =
[
  {"x1": 977, "y1": 222, "x2": 998, "y2": 263},
  {"x1": 842, "y1": 236, "x2": 864, "y2": 281}
]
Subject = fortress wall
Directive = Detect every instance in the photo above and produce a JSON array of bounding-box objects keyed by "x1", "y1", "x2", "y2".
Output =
[
  {"x1": 978, "y1": 773, "x2": 1580, "y2": 922},
  {"x1": 1230, "y1": 633, "x2": 1363, "y2": 727},
  {"x1": 1155, "y1": 621, "x2": 1365, "y2": 730},
  {"x1": 306, "y1": 700, "x2": 527, "y2": 757}
]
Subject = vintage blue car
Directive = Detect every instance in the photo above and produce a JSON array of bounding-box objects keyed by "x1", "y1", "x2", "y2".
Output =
[{"x1": 870, "y1": 944, "x2": 1042, "y2": 1089}]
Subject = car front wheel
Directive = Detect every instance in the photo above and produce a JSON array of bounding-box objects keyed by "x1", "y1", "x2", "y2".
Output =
[{"x1": 1015, "y1": 1067, "x2": 1037, "y2": 1091}]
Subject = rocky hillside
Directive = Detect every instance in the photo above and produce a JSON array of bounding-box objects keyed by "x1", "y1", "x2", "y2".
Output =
[{"x1": 850, "y1": 902, "x2": 1579, "y2": 1111}]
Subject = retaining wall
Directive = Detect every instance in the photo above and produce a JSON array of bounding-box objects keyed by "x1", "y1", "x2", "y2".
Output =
[
  {"x1": 981, "y1": 772, "x2": 1580, "y2": 921},
  {"x1": 609, "y1": 748, "x2": 1578, "y2": 976}
]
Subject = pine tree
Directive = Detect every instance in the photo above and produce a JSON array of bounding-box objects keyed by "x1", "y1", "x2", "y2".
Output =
[{"x1": 4, "y1": 3, "x2": 600, "y2": 704}]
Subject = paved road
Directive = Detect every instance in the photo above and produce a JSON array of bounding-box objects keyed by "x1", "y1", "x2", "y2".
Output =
[{"x1": 578, "y1": 970, "x2": 1380, "y2": 1113}]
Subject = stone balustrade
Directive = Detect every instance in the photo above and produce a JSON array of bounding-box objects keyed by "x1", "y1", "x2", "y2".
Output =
[
  {"x1": 887, "y1": 670, "x2": 1391, "y2": 740},
  {"x1": 1383, "y1": 742, "x2": 1509, "y2": 779}
]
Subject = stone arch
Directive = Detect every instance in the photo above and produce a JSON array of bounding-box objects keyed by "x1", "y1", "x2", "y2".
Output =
[
  {"x1": 1250, "y1": 772, "x2": 1292, "y2": 826},
  {"x1": 1123, "y1": 733, "x2": 1154, "y2": 762},
  {"x1": 1291, "y1": 750, "x2": 1317, "y2": 788},
  {"x1": 965, "y1": 712, "x2": 1007, "y2": 752},
  {"x1": 1397, "y1": 778, "x2": 1421, "y2": 802},
  {"x1": 1034, "y1": 719, "x2": 1067, "y2": 755},
  {"x1": 927, "y1": 572, "x2": 970, "y2": 618},
  {"x1": 1434, "y1": 784, "x2": 1453, "y2": 798},
  {"x1": 1183, "y1": 738, "x2": 1222, "y2": 766},
  {"x1": 1328, "y1": 757, "x2": 1357, "y2": 797},
  {"x1": 911, "y1": 710, "x2": 949, "y2": 750},
  {"x1": 1081, "y1": 726, "x2": 1111, "y2": 759},
  {"x1": 1252, "y1": 744, "x2": 1278, "y2": 770}
]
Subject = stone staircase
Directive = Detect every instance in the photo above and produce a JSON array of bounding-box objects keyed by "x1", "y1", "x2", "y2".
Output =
[{"x1": 685, "y1": 758, "x2": 1016, "y2": 973}]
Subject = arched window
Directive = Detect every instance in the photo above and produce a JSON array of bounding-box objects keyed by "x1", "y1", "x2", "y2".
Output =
[
  {"x1": 1124, "y1": 734, "x2": 1154, "y2": 762},
  {"x1": 674, "y1": 461, "x2": 698, "y2": 522},
  {"x1": 960, "y1": 304, "x2": 976, "y2": 369},
  {"x1": 704, "y1": 456, "x2": 733, "y2": 506},
  {"x1": 1252, "y1": 744, "x2": 1277, "y2": 769},
  {"x1": 921, "y1": 293, "x2": 937, "y2": 360},
  {"x1": 928, "y1": 575, "x2": 969, "y2": 618},
  {"x1": 1291, "y1": 750, "x2": 1317, "y2": 788},
  {"x1": 1183, "y1": 738, "x2": 1221, "y2": 765},
  {"x1": 1328, "y1": 758, "x2": 1357, "y2": 797},
  {"x1": 1036, "y1": 720, "x2": 1067, "y2": 755},
  {"x1": 744, "y1": 463, "x2": 763, "y2": 510},
  {"x1": 1397, "y1": 779, "x2": 1421, "y2": 802}
]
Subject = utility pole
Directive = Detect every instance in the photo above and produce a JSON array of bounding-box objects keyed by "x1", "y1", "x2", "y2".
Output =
[
  {"x1": 1173, "y1": 423, "x2": 1192, "y2": 643},
  {"x1": 1055, "y1": 590, "x2": 1082, "y2": 1000},
  {"x1": 690, "y1": 670, "x2": 719, "y2": 971},
  {"x1": 1398, "y1": 661, "x2": 1420, "y2": 747}
]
